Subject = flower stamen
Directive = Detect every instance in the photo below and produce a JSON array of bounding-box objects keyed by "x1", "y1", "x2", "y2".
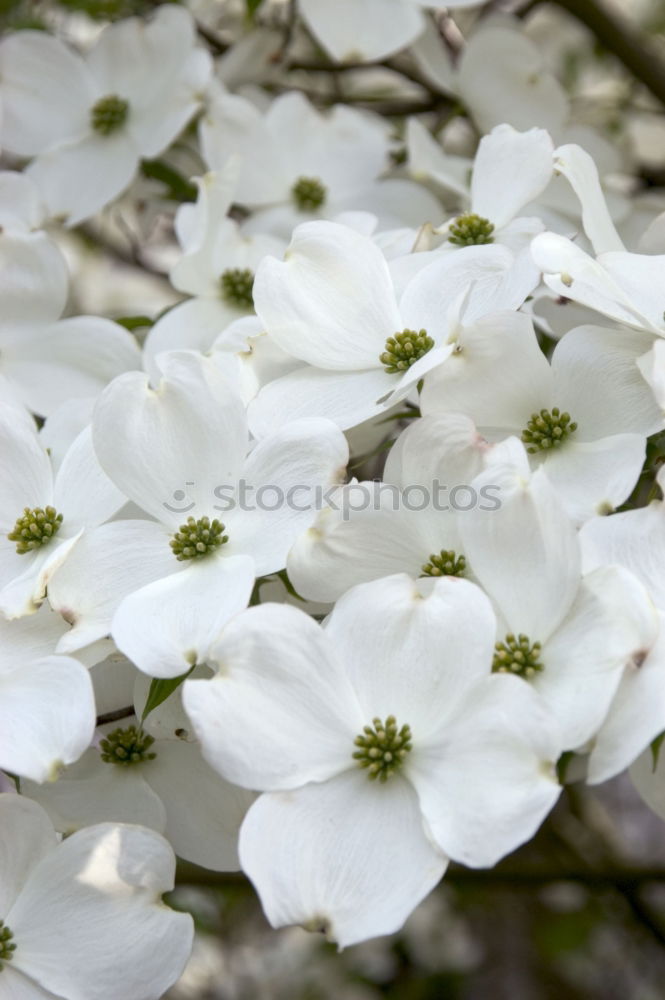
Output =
[
  {"x1": 353, "y1": 715, "x2": 412, "y2": 782},
  {"x1": 90, "y1": 95, "x2": 129, "y2": 135},
  {"x1": 170, "y1": 516, "x2": 228, "y2": 561},
  {"x1": 380, "y1": 329, "x2": 434, "y2": 374},
  {"x1": 8, "y1": 506, "x2": 63, "y2": 554},
  {"x1": 291, "y1": 176, "x2": 327, "y2": 211},
  {"x1": 493, "y1": 633, "x2": 544, "y2": 679},
  {"x1": 220, "y1": 268, "x2": 254, "y2": 309},
  {"x1": 521, "y1": 408, "x2": 578, "y2": 453},
  {"x1": 448, "y1": 213, "x2": 495, "y2": 246},
  {"x1": 99, "y1": 726, "x2": 157, "y2": 766},
  {"x1": 0, "y1": 921, "x2": 16, "y2": 970},
  {"x1": 421, "y1": 550, "x2": 466, "y2": 577}
]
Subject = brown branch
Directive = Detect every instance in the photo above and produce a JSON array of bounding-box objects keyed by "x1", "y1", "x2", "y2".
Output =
[{"x1": 96, "y1": 706, "x2": 135, "y2": 727}]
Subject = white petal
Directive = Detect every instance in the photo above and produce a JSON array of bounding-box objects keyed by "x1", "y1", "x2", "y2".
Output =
[
  {"x1": 112, "y1": 554, "x2": 255, "y2": 678},
  {"x1": 384, "y1": 412, "x2": 488, "y2": 489},
  {"x1": 580, "y1": 502, "x2": 665, "y2": 608},
  {"x1": 0, "y1": 32, "x2": 94, "y2": 155},
  {"x1": 460, "y1": 460, "x2": 580, "y2": 641},
  {"x1": 2, "y1": 317, "x2": 141, "y2": 418},
  {"x1": 0, "y1": 656, "x2": 95, "y2": 783},
  {"x1": 536, "y1": 566, "x2": 658, "y2": 750},
  {"x1": 531, "y1": 234, "x2": 660, "y2": 334},
  {"x1": 287, "y1": 488, "x2": 443, "y2": 603},
  {"x1": 48, "y1": 520, "x2": 176, "y2": 653},
  {"x1": 8, "y1": 824, "x2": 193, "y2": 1000},
  {"x1": 298, "y1": 0, "x2": 424, "y2": 62},
  {"x1": 472, "y1": 125, "x2": 554, "y2": 230},
  {"x1": 458, "y1": 24, "x2": 568, "y2": 135},
  {"x1": 420, "y1": 311, "x2": 553, "y2": 432},
  {"x1": 253, "y1": 221, "x2": 401, "y2": 370},
  {"x1": 553, "y1": 144, "x2": 624, "y2": 254},
  {"x1": 239, "y1": 771, "x2": 447, "y2": 949},
  {"x1": 542, "y1": 434, "x2": 646, "y2": 522},
  {"x1": 0, "y1": 403, "x2": 52, "y2": 532},
  {"x1": 27, "y1": 133, "x2": 138, "y2": 227},
  {"x1": 399, "y1": 244, "x2": 536, "y2": 336},
  {"x1": 224, "y1": 418, "x2": 348, "y2": 575},
  {"x1": 248, "y1": 365, "x2": 395, "y2": 435},
  {"x1": 325, "y1": 574, "x2": 497, "y2": 739},
  {"x1": 588, "y1": 612, "x2": 665, "y2": 784},
  {"x1": 0, "y1": 796, "x2": 57, "y2": 917},
  {"x1": 23, "y1": 749, "x2": 166, "y2": 834},
  {"x1": 183, "y1": 603, "x2": 362, "y2": 790},
  {"x1": 0, "y1": 604, "x2": 71, "y2": 674},
  {"x1": 92, "y1": 353, "x2": 248, "y2": 526},
  {"x1": 146, "y1": 740, "x2": 255, "y2": 871},
  {"x1": 53, "y1": 426, "x2": 126, "y2": 530},
  {"x1": 409, "y1": 674, "x2": 560, "y2": 867},
  {"x1": 552, "y1": 325, "x2": 662, "y2": 439},
  {"x1": 142, "y1": 298, "x2": 241, "y2": 385},
  {"x1": 0, "y1": 232, "x2": 68, "y2": 325}
]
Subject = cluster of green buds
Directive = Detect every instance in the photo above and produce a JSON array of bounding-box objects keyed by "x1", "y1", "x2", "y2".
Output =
[
  {"x1": 448, "y1": 213, "x2": 495, "y2": 246},
  {"x1": 99, "y1": 726, "x2": 157, "y2": 766},
  {"x1": 521, "y1": 408, "x2": 578, "y2": 453},
  {"x1": 170, "y1": 516, "x2": 229, "y2": 561},
  {"x1": 493, "y1": 634, "x2": 544, "y2": 679},
  {"x1": 0, "y1": 921, "x2": 16, "y2": 970},
  {"x1": 421, "y1": 549, "x2": 467, "y2": 578},
  {"x1": 8, "y1": 506, "x2": 63, "y2": 554},
  {"x1": 220, "y1": 267, "x2": 255, "y2": 309},
  {"x1": 90, "y1": 94, "x2": 129, "y2": 135},
  {"x1": 291, "y1": 176, "x2": 327, "y2": 211},
  {"x1": 353, "y1": 716, "x2": 413, "y2": 781},
  {"x1": 380, "y1": 329, "x2": 434, "y2": 374}
]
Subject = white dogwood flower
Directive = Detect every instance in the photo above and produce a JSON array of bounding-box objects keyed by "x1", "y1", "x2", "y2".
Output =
[
  {"x1": 201, "y1": 91, "x2": 440, "y2": 239},
  {"x1": 0, "y1": 6, "x2": 211, "y2": 224},
  {"x1": 421, "y1": 315, "x2": 661, "y2": 521},
  {"x1": 250, "y1": 220, "x2": 536, "y2": 433},
  {"x1": 458, "y1": 443, "x2": 658, "y2": 752},
  {"x1": 184, "y1": 574, "x2": 561, "y2": 947},
  {"x1": 0, "y1": 795, "x2": 193, "y2": 1000}
]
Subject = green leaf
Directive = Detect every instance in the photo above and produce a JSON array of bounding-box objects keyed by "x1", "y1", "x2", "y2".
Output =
[
  {"x1": 141, "y1": 667, "x2": 195, "y2": 723},
  {"x1": 651, "y1": 731, "x2": 665, "y2": 772},
  {"x1": 140, "y1": 159, "x2": 197, "y2": 202},
  {"x1": 114, "y1": 315, "x2": 153, "y2": 331}
]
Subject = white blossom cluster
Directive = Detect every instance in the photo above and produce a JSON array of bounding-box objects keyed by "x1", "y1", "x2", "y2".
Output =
[{"x1": 1, "y1": 0, "x2": 665, "y2": 994}]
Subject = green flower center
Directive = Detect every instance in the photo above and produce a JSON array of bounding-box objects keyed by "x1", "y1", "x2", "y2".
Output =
[
  {"x1": 493, "y1": 633, "x2": 544, "y2": 679},
  {"x1": 421, "y1": 549, "x2": 467, "y2": 578},
  {"x1": 291, "y1": 176, "x2": 327, "y2": 211},
  {"x1": 448, "y1": 213, "x2": 495, "y2": 246},
  {"x1": 220, "y1": 267, "x2": 255, "y2": 309},
  {"x1": 100, "y1": 726, "x2": 156, "y2": 766},
  {"x1": 380, "y1": 329, "x2": 434, "y2": 374},
  {"x1": 353, "y1": 715, "x2": 412, "y2": 782},
  {"x1": 521, "y1": 408, "x2": 578, "y2": 453},
  {"x1": 170, "y1": 516, "x2": 228, "y2": 561},
  {"x1": 90, "y1": 94, "x2": 129, "y2": 135},
  {"x1": 8, "y1": 506, "x2": 63, "y2": 554},
  {"x1": 0, "y1": 921, "x2": 16, "y2": 970}
]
